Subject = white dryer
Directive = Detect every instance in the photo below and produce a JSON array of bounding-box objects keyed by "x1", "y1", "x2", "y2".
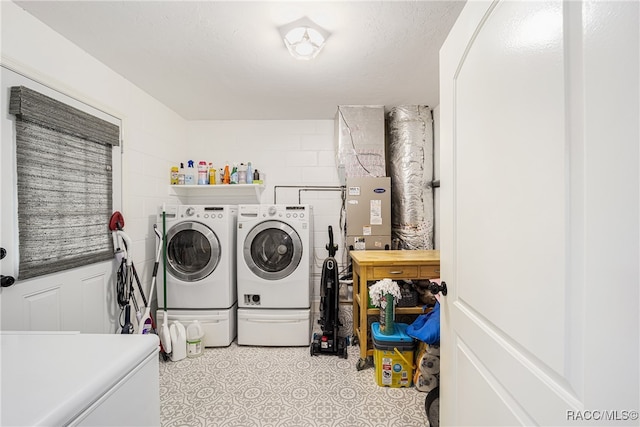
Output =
[
  {"x1": 156, "y1": 205, "x2": 237, "y2": 346},
  {"x1": 236, "y1": 204, "x2": 313, "y2": 346}
]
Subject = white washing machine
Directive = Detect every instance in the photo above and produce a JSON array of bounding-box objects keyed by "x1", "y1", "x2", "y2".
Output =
[
  {"x1": 156, "y1": 204, "x2": 237, "y2": 346},
  {"x1": 236, "y1": 204, "x2": 313, "y2": 346}
]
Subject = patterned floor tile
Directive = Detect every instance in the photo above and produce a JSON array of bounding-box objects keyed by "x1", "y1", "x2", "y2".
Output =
[{"x1": 160, "y1": 308, "x2": 429, "y2": 426}]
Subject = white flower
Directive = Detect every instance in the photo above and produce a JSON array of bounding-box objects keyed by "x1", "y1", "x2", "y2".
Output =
[{"x1": 369, "y1": 278, "x2": 402, "y2": 309}]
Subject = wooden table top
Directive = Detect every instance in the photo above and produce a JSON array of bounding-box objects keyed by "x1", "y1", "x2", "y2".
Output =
[{"x1": 349, "y1": 249, "x2": 440, "y2": 265}]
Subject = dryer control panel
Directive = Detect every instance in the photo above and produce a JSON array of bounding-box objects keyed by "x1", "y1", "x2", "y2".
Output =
[{"x1": 238, "y1": 204, "x2": 312, "y2": 221}]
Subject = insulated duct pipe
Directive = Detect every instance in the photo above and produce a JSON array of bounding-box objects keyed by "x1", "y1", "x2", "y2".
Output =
[{"x1": 388, "y1": 105, "x2": 434, "y2": 250}]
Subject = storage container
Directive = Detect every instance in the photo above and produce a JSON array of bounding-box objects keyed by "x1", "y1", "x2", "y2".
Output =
[{"x1": 371, "y1": 322, "x2": 414, "y2": 387}]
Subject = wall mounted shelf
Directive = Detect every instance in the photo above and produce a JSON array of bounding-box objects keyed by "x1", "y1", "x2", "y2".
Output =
[{"x1": 168, "y1": 184, "x2": 265, "y2": 204}]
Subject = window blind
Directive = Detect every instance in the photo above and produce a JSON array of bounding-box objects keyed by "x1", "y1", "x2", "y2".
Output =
[{"x1": 9, "y1": 86, "x2": 120, "y2": 280}]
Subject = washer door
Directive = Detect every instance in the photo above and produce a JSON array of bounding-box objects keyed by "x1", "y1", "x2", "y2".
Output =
[
  {"x1": 166, "y1": 221, "x2": 221, "y2": 282},
  {"x1": 243, "y1": 220, "x2": 302, "y2": 280}
]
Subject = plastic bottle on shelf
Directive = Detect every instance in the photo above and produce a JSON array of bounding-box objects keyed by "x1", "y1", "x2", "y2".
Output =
[
  {"x1": 230, "y1": 163, "x2": 238, "y2": 184},
  {"x1": 197, "y1": 161, "x2": 208, "y2": 185},
  {"x1": 186, "y1": 320, "x2": 204, "y2": 358},
  {"x1": 178, "y1": 163, "x2": 185, "y2": 185},
  {"x1": 246, "y1": 162, "x2": 253, "y2": 184},
  {"x1": 208, "y1": 163, "x2": 216, "y2": 185},
  {"x1": 170, "y1": 166, "x2": 179, "y2": 185},
  {"x1": 185, "y1": 160, "x2": 196, "y2": 185},
  {"x1": 223, "y1": 163, "x2": 230, "y2": 184},
  {"x1": 238, "y1": 163, "x2": 247, "y2": 184}
]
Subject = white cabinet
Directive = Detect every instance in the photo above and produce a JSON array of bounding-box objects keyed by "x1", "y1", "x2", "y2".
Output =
[{"x1": 1, "y1": 332, "x2": 160, "y2": 426}]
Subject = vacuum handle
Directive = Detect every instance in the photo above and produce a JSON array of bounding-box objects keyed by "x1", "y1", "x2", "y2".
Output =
[{"x1": 326, "y1": 226, "x2": 338, "y2": 257}]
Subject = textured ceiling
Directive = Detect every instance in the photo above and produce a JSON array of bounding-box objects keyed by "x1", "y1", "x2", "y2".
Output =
[{"x1": 14, "y1": 1, "x2": 466, "y2": 120}]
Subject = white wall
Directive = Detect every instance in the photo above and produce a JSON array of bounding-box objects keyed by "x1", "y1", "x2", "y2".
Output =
[{"x1": 1, "y1": 1, "x2": 187, "y2": 323}]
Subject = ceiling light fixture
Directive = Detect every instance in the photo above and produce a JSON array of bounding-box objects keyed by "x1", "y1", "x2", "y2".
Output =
[{"x1": 279, "y1": 17, "x2": 330, "y2": 60}]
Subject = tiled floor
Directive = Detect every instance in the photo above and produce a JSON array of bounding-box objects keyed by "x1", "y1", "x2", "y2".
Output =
[{"x1": 159, "y1": 308, "x2": 429, "y2": 427}]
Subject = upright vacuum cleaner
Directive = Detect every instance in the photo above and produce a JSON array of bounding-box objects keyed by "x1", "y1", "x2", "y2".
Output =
[{"x1": 311, "y1": 226, "x2": 348, "y2": 359}]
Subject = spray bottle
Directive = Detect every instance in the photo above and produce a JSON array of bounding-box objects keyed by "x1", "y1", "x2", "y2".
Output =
[
  {"x1": 185, "y1": 160, "x2": 196, "y2": 185},
  {"x1": 178, "y1": 163, "x2": 185, "y2": 185}
]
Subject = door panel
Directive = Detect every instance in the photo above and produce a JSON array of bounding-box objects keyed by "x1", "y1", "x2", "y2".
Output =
[
  {"x1": 456, "y1": 342, "x2": 522, "y2": 426},
  {"x1": 455, "y1": 0, "x2": 567, "y2": 376},
  {"x1": 1, "y1": 65, "x2": 120, "y2": 333},
  {"x1": 440, "y1": 0, "x2": 639, "y2": 425},
  {"x1": 23, "y1": 287, "x2": 62, "y2": 331}
]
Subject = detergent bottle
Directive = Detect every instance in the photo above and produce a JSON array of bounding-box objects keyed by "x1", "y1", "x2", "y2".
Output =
[
  {"x1": 169, "y1": 321, "x2": 187, "y2": 361},
  {"x1": 186, "y1": 320, "x2": 204, "y2": 358},
  {"x1": 197, "y1": 161, "x2": 208, "y2": 185},
  {"x1": 170, "y1": 166, "x2": 179, "y2": 185},
  {"x1": 238, "y1": 163, "x2": 247, "y2": 184},
  {"x1": 208, "y1": 163, "x2": 216, "y2": 185}
]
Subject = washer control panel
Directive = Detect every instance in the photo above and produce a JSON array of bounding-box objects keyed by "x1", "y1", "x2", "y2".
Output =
[{"x1": 176, "y1": 205, "x2": 237, "y2": 220}]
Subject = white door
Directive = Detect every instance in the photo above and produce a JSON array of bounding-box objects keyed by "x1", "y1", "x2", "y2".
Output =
[
  {"x1": 1, "y1": 65, "x2": 121, "y2": 333},
  {"x1": 440, "y1": 1, "x2": 638, "y2": 425}
]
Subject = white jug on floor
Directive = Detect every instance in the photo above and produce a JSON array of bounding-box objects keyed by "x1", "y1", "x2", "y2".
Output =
[
  {"x1": 186, "y1": 320, "x2": 204, "y2": 358},
  {"x1": 169, "y1": 321, "x2": 186, "y2": 361}
]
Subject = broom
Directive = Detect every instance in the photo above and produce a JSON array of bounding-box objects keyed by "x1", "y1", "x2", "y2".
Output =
[{"x1": 159, "y1": 206, "x2": 172, "y2": 354}]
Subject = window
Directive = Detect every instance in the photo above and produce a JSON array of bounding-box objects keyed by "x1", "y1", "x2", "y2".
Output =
[{"x1": 9, "y1": 86, "x2": 120, "y2": 279}]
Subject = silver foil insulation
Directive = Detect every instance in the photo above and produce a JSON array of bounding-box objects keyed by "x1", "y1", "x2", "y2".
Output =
[
  {"x1": 335, "y1": 105, "x2": 386, "y2": 182},
  {"x1": 388, "y1": 105, "x2": 434, "y2": 250}
]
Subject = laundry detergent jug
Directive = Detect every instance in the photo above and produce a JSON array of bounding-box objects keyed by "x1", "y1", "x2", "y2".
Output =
[
  {"x1": 169, "y1": 321, "x2": 187, "y2": 361},
  {"x1": 186, "y1": 320, "x2": 204, "y2": 358}
]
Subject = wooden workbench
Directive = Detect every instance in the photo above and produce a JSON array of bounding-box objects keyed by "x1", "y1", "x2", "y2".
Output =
[{"x1": 350, "y1": 249, "x2": 440, "y2": 370}]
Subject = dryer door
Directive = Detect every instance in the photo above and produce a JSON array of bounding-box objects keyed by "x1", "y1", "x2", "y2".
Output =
[
  {"x1": 243, "y1": 220, "x2": 302, "y2": 280},
  {"x1": 166, "y1": 221, "x2": 221, "y2": 282}
]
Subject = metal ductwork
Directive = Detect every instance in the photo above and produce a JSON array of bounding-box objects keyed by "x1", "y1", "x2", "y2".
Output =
[{"x1": 388, "y1": 105, "x2": 434, "y2": 250}]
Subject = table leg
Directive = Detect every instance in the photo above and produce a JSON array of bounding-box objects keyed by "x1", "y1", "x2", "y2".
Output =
[
  {"x1": 359, "y1": 269, "x2": 368, "y2": 363},
  {"x1": 352, "y1": 269, "x2": 359, "y2": 339}
]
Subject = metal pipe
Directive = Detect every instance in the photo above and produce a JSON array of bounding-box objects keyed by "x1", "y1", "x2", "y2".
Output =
[
  {"x1": 298, "y1": 187, "x2": 343, "y2": 204},
  {"x1": 274, "y1": 185, "x2": 345, "y2": 204}
]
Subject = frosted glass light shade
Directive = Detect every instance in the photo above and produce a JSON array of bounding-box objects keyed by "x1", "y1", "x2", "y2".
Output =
[{"x1": 279, "y1": 17, "x2": 330, "y2": 60}]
